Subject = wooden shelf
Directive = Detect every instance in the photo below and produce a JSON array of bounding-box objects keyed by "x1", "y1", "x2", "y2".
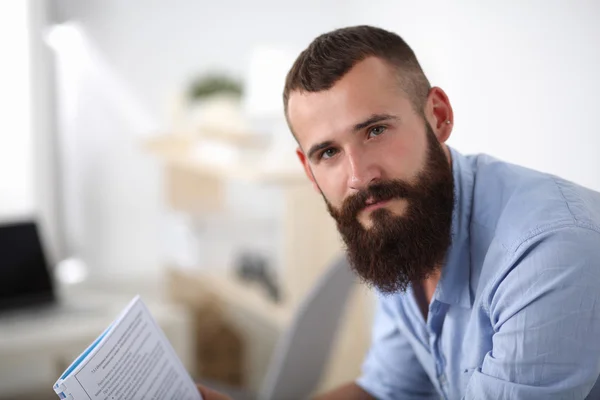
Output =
[
  {"x1": 166, "y1": 267, "x2": 291, "y2": 330},
  {"x1": 192, "y1": 125, "x2": 271, "y2": 148},
  {"x1": 144, "y1": 134, "x2": 307, "y2": 185},
  {"x1": 165, "y1": 267, "x2": 290, "y2": 392}
]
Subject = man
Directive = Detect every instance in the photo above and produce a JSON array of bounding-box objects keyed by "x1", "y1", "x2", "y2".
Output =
[{"x1": 199, "y1": 25, "x2": 600, "y2": 399}]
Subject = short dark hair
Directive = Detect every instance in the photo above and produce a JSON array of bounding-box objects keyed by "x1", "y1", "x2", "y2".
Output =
[{"x1": 283, "y1": 25, "x2": 431, "y2": 121}]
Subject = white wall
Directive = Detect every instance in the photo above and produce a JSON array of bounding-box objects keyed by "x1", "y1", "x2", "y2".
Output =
[
  {"x1": 52, "y1": 0, "x2": 352, "y2": 126},
  {"x1": 348, "y1": 0, "x2": 600, "y2": 190},
  {"x1": 31, "y1": 0, "x2": 63, "y2": 264},
  {"x1": 0, "y1": 1, "x2": 34, "y2": 218}
]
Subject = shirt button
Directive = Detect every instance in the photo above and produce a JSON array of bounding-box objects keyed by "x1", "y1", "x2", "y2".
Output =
[{"x1": 439, "y1": 373, "x2": 447, "y2": 386}]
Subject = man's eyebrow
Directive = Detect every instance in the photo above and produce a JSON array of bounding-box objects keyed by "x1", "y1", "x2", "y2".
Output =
[
  {"x1": 307, "y1": 140, "x2": 334, "y2": 161},
  {"x1": 353, "y1": 113, "x2": 399, "y2": 132},
  {"x1": 305, "y1": 114, "x2": 399, "y2": 162}
]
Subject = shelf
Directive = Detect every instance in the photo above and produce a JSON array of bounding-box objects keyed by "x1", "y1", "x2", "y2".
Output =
[
  {"x1": 192, "y1": 125, "x2": 271, "y2": 148},
  {"x1": 166, "y1": 267, "x2": 291, "y2": 330},
  {"x1": 144, "y1": 134, "x2": 307, "y2": 185}
]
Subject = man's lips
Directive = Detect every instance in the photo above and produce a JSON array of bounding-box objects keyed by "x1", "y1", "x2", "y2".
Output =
[{"x1": 363, "y1": 199, "x2": 391, "y2": 213}]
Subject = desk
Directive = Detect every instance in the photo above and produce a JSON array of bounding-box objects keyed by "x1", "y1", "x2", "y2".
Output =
[{"x1": 0, "y1": 282, "x2": 194, "y2": 399}]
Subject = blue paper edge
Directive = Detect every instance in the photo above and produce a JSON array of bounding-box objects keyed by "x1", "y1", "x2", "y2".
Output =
[{"x1": 58, "y1": 322, "x2": 114, "y2": 380}]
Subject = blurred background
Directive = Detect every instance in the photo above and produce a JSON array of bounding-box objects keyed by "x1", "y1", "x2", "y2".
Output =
[{"x1": 1, "y1": 1, "x2": 599, "y2": 399}]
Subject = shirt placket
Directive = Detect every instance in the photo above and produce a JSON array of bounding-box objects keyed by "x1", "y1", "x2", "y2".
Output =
[{"x1": 428, "y1": 300, "x2": 450, "y2": 400}]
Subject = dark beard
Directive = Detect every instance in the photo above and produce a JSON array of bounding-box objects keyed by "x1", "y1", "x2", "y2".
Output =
[{"x1": 326, "y1": 126, "x2": 454, "y2": 294}]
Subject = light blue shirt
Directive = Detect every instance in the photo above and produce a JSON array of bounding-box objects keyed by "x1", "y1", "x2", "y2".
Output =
[{"x1": 357, "y1": 147, "x2": 600, "y2": 400}]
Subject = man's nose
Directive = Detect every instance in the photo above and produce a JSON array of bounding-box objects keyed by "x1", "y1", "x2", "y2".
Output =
[{"x1": 347, "y1": 151, "x2": 381, "y2": 191}]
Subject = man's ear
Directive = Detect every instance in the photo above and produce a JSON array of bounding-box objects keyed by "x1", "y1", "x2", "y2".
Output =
[
  {"x1": 296, "y1": 148, "x2": 321, "y2": 193},
  {"x1": 425, "y1": 86, "x2": 453, "y2": 143}
]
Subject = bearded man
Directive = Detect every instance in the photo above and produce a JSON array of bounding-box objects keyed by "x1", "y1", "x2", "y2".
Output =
[{"x1": 199, "y1": 25, "x2": 600, "y2": 400}]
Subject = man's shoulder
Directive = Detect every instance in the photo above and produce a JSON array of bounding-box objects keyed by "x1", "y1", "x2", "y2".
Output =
[
  {"x1": 468, "y1": 153, "x2": 600, "y2": 253},
  {"x1": 466, "y1": 154, "x2": 600, "y2": 309}
]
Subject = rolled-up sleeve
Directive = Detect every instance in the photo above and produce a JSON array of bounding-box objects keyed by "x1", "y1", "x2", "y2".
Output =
[
  {"x1": 356, "y1": 295, "x2": 438, "y2": 400},
  {"x1": 464, "y1": 226, "x2": 600, "y2": 399}
]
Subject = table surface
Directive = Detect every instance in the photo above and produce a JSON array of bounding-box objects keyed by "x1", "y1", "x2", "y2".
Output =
[{"x1": 0, "y1": 282, "x2": 190, "y2": 355}]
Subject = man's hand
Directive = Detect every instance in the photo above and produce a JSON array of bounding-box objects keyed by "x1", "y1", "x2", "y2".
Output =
[
  {"x1": 196, "y1": 384, "x2": 232, "y2": 400},
  {"x1": 312, "y1": 382, "x2": 375, "y2": 400}
]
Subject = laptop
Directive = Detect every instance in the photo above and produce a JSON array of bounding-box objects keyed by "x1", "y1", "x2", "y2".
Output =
[{"x1": 0, "y1": 219, "x2": 56, "y2": 313}]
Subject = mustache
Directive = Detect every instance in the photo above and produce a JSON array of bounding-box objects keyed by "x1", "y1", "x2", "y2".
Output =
[{"x1": 340, "y1": 179, "x2": 416, "y2": 219}]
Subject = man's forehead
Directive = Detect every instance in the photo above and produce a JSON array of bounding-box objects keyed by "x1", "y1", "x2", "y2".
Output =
[
  {"x1": 287, "y1": 89, "x2": 352, "y2": 151},
  {"x1": 287, "y1": 90, "x2": 410, "y2": 153},
  {"x1": 287, "y1": 90, "x2": 333, "y2": 136},
  {"x1": 286, "y1": 57, "x2": 409, "y2": 144}
]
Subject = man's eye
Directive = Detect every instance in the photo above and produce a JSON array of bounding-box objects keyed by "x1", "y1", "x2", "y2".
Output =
[
  {"x1": 321, "y1": 148, "x2": 338, "y2": 160},
  {"x1": 368, "y1": 125, "x2": 386, "y2": 138}
]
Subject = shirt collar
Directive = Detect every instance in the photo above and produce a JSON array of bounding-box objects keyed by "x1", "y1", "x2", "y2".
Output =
[{"x1": 432, "y1": 146, "x2": 474, "y2": 308}]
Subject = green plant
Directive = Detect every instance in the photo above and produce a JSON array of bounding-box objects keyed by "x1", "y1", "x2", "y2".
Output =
[{"x1": 187, "y1": 73, "x2": 243, "y2": 101}]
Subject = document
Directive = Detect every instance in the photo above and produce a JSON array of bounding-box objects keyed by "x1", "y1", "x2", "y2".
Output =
[{"x1": 53, "y1": 296, "x2": 202, "y2": 400}]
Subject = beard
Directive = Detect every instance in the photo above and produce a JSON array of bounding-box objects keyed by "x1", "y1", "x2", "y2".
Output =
[{"x1": 325, "y1": 125, "x2": 454, "y2": 294}]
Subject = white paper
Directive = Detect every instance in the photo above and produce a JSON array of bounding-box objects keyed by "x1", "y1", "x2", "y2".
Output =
[{"x1": 54, "y1": 296, "x2": 202, "y2": 400}]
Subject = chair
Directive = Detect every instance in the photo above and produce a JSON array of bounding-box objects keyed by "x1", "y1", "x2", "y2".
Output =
[
  {"x1": 204, "y1": 255, "x2": 356, "y2": 400},
  {"x1": 258, "y1": 255, "x2": 356, "y2": 400}
]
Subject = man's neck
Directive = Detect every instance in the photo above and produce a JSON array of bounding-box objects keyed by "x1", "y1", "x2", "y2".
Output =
[{"x1": 413, "y1": 269, "x2": 442, "y2": 321}]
